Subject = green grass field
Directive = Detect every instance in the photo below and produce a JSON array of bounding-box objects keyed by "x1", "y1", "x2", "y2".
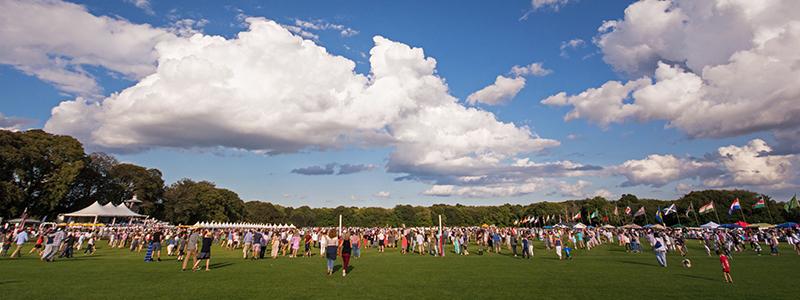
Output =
[{"x1": 1, "y1": 241, "x2": 798, "y2": 299}]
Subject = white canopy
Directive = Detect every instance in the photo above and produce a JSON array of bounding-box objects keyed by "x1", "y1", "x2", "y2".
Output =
[
  {"x1": 700, "y1": 221, "x2": 720, "y2": 229},
  {"x1": 573, "y1": 223, "x2": 587, "y2": 229},
  {"x1": 62, "y1": 201, "x2": 146, "y2": 218},
  {"x1": 192, "y1": 222, "x2": 294, "y2": 229}
]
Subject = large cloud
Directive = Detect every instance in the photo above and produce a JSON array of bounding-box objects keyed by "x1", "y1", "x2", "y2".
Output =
[
  {"x1": 44, "y1": 17, "x2": 562, "y2": 197},
  {"x1": 543, "y1": 0, "x2": 800, "y2": 152},
  {"x1": 0, "y1": 0, "x2": 175, "y2": 96},
  {"x1": 615, "y1": 139, "x2": 797, "y2": 190}
]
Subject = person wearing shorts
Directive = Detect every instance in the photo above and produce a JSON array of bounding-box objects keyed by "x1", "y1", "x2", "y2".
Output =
[
  {"x1": 151, "y1": 230, "x2": 163, "y2": 262},
  {"x1": 29, "y1": 234, "x2": 44, "y2": 255},
  {"x1": 194, "y1": 231, "x2": 213, "y2": 271},
  {"x1": 182, "y1": 229, "x2": 200, "y2": 271}
]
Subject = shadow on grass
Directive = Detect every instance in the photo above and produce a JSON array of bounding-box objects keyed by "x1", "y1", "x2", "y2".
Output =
[
  {"x1": 209, "y1": 262, "x2": 234, "y2": 269},
  {"x1": 676, "y1": 274, "x2": 716, "y2": 282},
  {"x1": 618, "y1": 260, "x2": 656, "y2": 267},
  {"x1": 0, "y1": 280, "x2": 21, "y2": 285}
]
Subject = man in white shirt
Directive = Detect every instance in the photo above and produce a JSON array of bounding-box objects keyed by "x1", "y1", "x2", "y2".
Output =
[{"x1": 10, "y1": 228, "x2": 29, "y2": 258}]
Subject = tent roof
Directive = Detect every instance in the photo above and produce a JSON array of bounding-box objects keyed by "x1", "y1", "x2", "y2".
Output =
[
  {"x1": 700, "y1": 221, "x2": 720, "y2": 229},
  {"x1": 62, "y1": 201, "x2": 145, "y2": 217}
]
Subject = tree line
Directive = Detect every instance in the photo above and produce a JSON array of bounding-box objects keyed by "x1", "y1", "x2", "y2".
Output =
[{"x1": 2, "y1": 130, "x2": 798, "y2": 227}]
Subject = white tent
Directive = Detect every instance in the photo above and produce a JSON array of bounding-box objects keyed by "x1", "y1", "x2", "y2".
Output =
[
  {"x1": 61, "y1": 201, "x2": 146, "y2": 223},
  {"x1": 700, "y1": 221, "x2": 719, "y2": 229},
  {"x1": 573, "y1": 223, "x2": 587, "y2": 229}
]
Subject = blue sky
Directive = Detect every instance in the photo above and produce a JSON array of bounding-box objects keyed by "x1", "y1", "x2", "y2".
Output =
[{"x1": 2, "y1": 0, "x2": 798, "y2": 207}]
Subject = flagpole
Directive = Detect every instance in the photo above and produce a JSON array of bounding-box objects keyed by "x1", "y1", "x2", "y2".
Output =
[
  {"x1": 712, "y1": 201, "x2": 721, "y2": 224},
  {"x1": 764, "y1": 198, "x2": 775, "y2": 223},
  {"x1": 739, "y1": 206, "x2": 748, "y2": 223}
]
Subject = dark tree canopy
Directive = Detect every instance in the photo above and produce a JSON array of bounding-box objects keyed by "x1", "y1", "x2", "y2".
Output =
[{"x1": 1, "y1": 129, "x2": 799, "y2": 226}]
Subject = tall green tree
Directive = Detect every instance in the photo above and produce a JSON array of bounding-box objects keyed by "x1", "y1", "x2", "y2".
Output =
[
  {"x1": 0, "y1": 130, "x2": 86, "y2": 219},
  {"x1": 162, "y1": 179, "x2": 245, "y2": 224}
]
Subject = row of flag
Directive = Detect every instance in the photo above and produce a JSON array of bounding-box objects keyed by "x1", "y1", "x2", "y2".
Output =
[{"x1": 513, "y1": 194, "x2": 799, "y2": 225}]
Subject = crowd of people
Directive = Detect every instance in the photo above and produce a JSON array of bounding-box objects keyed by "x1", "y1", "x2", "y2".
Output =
[{"x1": 2, "y1": 222, "x2": 799, "y2": 281}]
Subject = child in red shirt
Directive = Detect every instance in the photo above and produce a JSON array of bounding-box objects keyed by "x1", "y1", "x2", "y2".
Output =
[{"x1": 717, "y1": 250, "x2": 732, "y2": 283}]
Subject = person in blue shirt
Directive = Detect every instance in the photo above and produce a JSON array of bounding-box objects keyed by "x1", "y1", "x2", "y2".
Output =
[
  {"x1": 521, "y1": 236, "x2": 530, "y2": 259},
  {"x1": 564, "y1": 245, "x2": 572, "y2": 260},
  {"x1": 243, "y1": 230, "x2": 253, "y2": 259},
  {"x1": 492, "y1": 232, "x2": 502, "y2": 254}
]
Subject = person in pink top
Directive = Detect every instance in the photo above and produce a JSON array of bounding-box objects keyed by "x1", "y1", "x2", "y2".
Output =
[
  {"x1": 350, "y1": 232, "x2": 361, "y2": 258},
  {"x1": 290, "y1": 231, "x2": 301, "y2": 258}
]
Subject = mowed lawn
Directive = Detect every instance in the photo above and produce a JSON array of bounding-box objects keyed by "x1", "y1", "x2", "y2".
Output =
[{"x1": 1, "y1": 241, "x2": 798, "y2": 299}]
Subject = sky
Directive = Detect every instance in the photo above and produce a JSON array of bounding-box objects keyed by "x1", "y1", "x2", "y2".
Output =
[{"x1": 1, "y1": 0, "x2": 799, "y2": 207}]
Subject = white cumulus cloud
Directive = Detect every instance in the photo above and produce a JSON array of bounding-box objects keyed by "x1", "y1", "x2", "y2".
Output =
[
  {"x1": 544, "y1": 0, "x2": 800, "y2": 152},
  {"x1": 614, "y1": 139, "x2": 797, "y2": 190},
  {"x1": 44, "y1": 17, "x2": 561, "y2": 196},
  {"x1": 466, "y1": 76, "x2": 526, "y2": 106},
  {"x1": 0, "y1": 0, "x2": 176, "y2": 96}
]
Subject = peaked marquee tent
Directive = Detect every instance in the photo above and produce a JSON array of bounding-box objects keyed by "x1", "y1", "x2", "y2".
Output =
[
  {"x1": 700, "y1": 221, "x2": 720, "y2": 229},
  {"x1": 61, "y1": 201, "x2": 146, "y2": 224}
]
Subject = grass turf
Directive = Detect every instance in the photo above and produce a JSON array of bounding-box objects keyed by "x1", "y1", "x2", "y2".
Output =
[{"x1": 1, "y1": 241, "x2": 798, "y2": 299}]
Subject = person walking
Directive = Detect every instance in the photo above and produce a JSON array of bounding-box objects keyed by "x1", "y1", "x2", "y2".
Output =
[
  {"x1": 718, "y1": 250, "x2": 733, "y2": 283},
  {"x1": 9, "y1": 228, "x2": 28, "y2": 258},
  {"x1": 193, "y1": 231, "x2": 213, "y2": 271},
  {"x1": 151, "y1": 229, "x2": 164, "y2": 262},
  {"x1": 182, "y1": 229, "x2": 199, "y2": 271},
  {"x1": 271, "y1": 234, "x2": 280, "y2": 259},
  {"x1": 653, "y1": 233, "x2": 668, "y2": 267},
  {"x1": 325, "y1": 229, "x2": 339, "y2": 276},
  {"x1": 340, "y1": 232, "x2": 352, "y2": 277}
]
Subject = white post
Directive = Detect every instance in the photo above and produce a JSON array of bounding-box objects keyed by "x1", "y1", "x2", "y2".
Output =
[
  {"x1": 339, "y1": 214, "x2": 342, "y2": 235},
  {"x1": 438, "y1": 214, "x2": 443, "y2": 257},
  {"x1": 93, "y1": 215, "x2": 98, "y2": 225}
]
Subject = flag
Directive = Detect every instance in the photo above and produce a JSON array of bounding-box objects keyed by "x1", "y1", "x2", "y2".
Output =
[
  {"x1": 16, "y1": 207, "x2": 28, "y2": 232},
  {"x1": 663, "y1": 204, "x2": 677, "y2": 215},
  {"x1": 545, "y1": 215, "x2": 551, "y2": 223},
  {"x1": 534, "y1": 216, "x2": 540, "y2": 224},
  {"x1": 686, "y1": 203, "x2": 695, "y2": 215},
  {"x1": 699, "y1": 202, "x2": 715, "y2": 214},
  {"x1": 785, "y1": 194, "x2": 799, "y2": 212},
  {"x1": 728, "y1": 198, "x2": 741, "y2": 215},
  {"x1": 590, "y1": 210, "x2": 599, "y2": 219},
  {"x1": 613, "y1": 206, "x2": 619, "y2": 216},
  {"x1": 625, "y1": 206, "x2": 632, "y2": 215},
  {"x1": 572, "y1": 211, "x2": 582, "y2": 220},
  {"x1": 655, "y1": 207, "x2": 663, "y2": 223},
  {"x1": 634, "y1": 207, "x2": 646, "y2": 217},
  {"x1": 752, "y1": 198, "x2": 766, "y2": 209},
  {"x1": 513, "y1": 219, "x2": 519, "y2": 225}
]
